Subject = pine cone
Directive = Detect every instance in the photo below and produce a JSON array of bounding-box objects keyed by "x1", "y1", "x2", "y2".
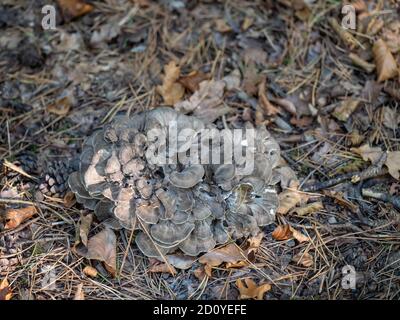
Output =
[
  {"x1": 39, "y1": 159, "x2": 77, "y2": 198},
  {"x1": 68, "y1": 107, "x2": 280, "y2": 257}
]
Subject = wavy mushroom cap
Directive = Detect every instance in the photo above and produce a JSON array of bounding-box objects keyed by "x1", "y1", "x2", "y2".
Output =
[{"x1": 68, "y1": 107, "x2": 280, "y2": 257}]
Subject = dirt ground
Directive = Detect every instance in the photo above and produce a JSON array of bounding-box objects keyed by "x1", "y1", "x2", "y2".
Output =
[{"x1": 1, "y1": 0, "x2": 400, "y2": 300}]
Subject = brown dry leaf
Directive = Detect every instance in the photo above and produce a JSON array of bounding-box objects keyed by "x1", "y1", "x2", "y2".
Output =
[
  {"x1": 323, "y1": 190, "x2": 358, "y2": 212},
  {"x1": 373, "y1": 39, "x2": 399, "y2": 82},
  {"x1": 386, "y1": 151, "x2": 400, "y2": 180},
  {"x1": 166, "y1": 254, "x2": 196, "y2": 270},
  {"x1": 236, "y1": 278, "x2": 271, "y2": 300},
  {"x1": 291, "y1": 201, "x2": 324, "y2": 216},
  {"x1": 290, "y1": 116, "x2": 314, "y2": 128},
  {"x1": 382, "y1": 107, "x2": 400, "y2": 130},
  {"x1": 83, "y1": 266, "x2": 98, "y2": 278},
  {"x1": 292, "y1": 252, "x2": 313, "y2": 267},
  {"x1": 199, "y1": 243, "x2": 245, "y2": 268},
  {"x1": 351, "y1": 144, "x2": 383, "y2": 165},
  {"x1": 258, "y1": 78, "x2": 280, "y2": 116},
  {"x1": 148, "y1": 261, "x2": 177, "y2": 275},
  {"x1": 226, "y1": 232, "x2": 265, "y2": 268},
  {"x1": 63, "y1": 191, "x2": 76, "y2": 208},
  {"x1": 215, "y1": 19, "x2": 232, "y2": 33},
  {"x1": 242, "y1": 63, "x2": 263, "y2": 96},
  {"x1": 367, "y1": 18, "x2": 384, "y2": 36},
  {"x1": 74, "y1": 213, "x2": 93, "y2": 248},
  {"x1": 175, "y1": 79, "x2": 229, "y2": 122},
  {"x1": 178, "y1": 71, "x2": 209, "y2": 93},
  {"x1": 57, "y1": 0, "x2": 93, "y2": 21},
  {"x1": 86, "y1": 227, "x2": 117, "y2": 277},
  {"x1": 0, "y1": 278, "x2": 12, "y2": 301},
  {"x1": 383, "y1": 30, "x2": 400, "y2": 53},
  {"x1": 4, "y1": 206, "x2": 37, "y2": 230},
  {"x1": 332, "y1": 99, "x2": 361, "y2": 122},
  {"x1": 157, "y1": 61, "x2": 185, "y2": 105},
  {"x1": 277, "y1": 189, "x2": 309, "y2": 215},
  {"x1": 74, "y1": 283, "x2": 85, "y2": 300},
  {"x1": 47, "y1": 96, "x2": 72, "y2": 116},
  {"x1": 193, "y1": 267, "x2": 207, "y2": 281},
  {"x1": 272, "y1": 225, "x2": 309, "y2": 243}
]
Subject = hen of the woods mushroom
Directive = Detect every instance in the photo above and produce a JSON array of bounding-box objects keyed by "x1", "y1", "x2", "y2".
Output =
[{"x1": 68, "y1": 107, "x2": 280, "y2": 258}]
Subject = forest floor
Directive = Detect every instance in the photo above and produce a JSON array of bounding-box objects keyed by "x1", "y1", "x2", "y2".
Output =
[{"x1": 1, "y1": 0, "x2": 400, "y2": 300}]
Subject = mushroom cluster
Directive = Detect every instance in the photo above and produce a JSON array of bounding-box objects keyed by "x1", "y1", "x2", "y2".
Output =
[{"x1": 68, "y1": 107, "x2": 280, "y2": 257}]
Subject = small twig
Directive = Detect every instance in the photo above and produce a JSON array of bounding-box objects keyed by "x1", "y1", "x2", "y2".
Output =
[{"x1": 362, "y1": 188, "x2": 400, "y2": 211}]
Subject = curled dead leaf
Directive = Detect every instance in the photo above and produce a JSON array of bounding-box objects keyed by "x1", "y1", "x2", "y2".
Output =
[
  {"x1": 166, "y1": 254, "x2": 196, "y2": 270},
  {"x1": 178, "y1": 71, "x2": 209, "y2": 92},
  {"x1": 4, "y1": 206, "x2": 37, "y2": 230},
  {"x1": 291, "y1": 201, "x2": 324, "y2": 216},
  {"x1": 57, "y1": 0, "x2": 94, "y2": 21},
  {"x1": 85, "y1": 228, "x2": 117, "y2": 277},
  {"x1": 83, "y1": 265, "x2": 98, "y2": 278},
  {"x1": 333, "y1": 99, "x2": 360, "y2": 122},
  {"x1": 0, "y1": 278, "x2": 12, "y2": 301},
  {"x1": 272, "y1": 224, "x2": 309, "y2": 243},
  {"x1": 277, "y1": 189, "x2": 309, "y2": 215},
  {"x1": 148, "y1": 261, "x2": 177, "y2": 275},
  {"x1": 47, "y1": 96, "x2": 72, "y2": 116},
  {"x1": 351, "y1": 144, "x2": 384, "y2": 165},
  {"x1": 74, "y1": 283, "x2": 85, "y2": 300},
  {"x1": 236, "y1": 278, "x2": 271, "y2": 300},
  {"x1": 63, "y1": 191, "x2": 76, "y2": 208},
  {"x1": 373, "y1": 39, "x2": 398, "y2": 82},
  {"x1": 199, "y1": 243, "x2": 244, "y2": 267},
  {"x1": 74, "y1": 213, "x2": 93, "y2": 249},
  {"x1": 292, "y1": 252, "x2": 313, "y2": 267},
  {"x1": 386, "y1": 151, "x2": 400, "y2": 180},
  {"x1": 157, "y1": 61, "x2": 185, "y2": 105},
  {"x1": 258, "y1": 78, "x2": 280, "y2": 116}
]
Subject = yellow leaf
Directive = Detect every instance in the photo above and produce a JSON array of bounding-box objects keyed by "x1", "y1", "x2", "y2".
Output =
[
  {"x1": 373, "y1": 39, "x2": 399, "y2": 82},
  {"x1": 236, "y1": 278, "x2": 271, "y2": 300}
]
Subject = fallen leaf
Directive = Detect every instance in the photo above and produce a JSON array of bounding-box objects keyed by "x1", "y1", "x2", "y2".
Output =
[
  {"x1": 242, "y1": 17, "x2": 253, "y2": 31},
  {"x1": 277, "y1": 189, "x2": 309, "y2": 215},
  {"x1": 199, "y1": 243, "x2": 245, "y2": 268},
  {"x1": 57, "y1": 0, "x2": 93, "y2": 21},
  {"x1": 175, "y1": 80, "x2": 229, "y2": 122},
  {"x1": 90, "y1": 23, "x2": 121, "y2": 47},
  {"x1": 271, "y1": 224, "x2": 292, "y2": 241},
  {"x1": 63, "y1": 191, "x2": 76, "y2": 208},
  {"x1": 242, "y1": 63, "x2": 263, "y2": 96},
  {"x1": 83, "y1": 266, "x2": 98, "y2": 278},
  {"x1": 373, "y1": 39, "x2": 398, "y2": 82},
  {"x1": 178, "y1": 71, "x2": 209, "y2": 92},
  {"x1": 258, "y1": 78, "x2": 280, "y2": 116},
  {"x1": 166, "y1": 254, "x2": 196, "y2": 270},
  {"x1": 85, "y1": 228, "x2": 117, "y2": 277},
  {"x1": 382, "y1": 107, "x2": 400, "y2": 130},
  {"x1": 291, "y1": 201, "x2": 324, "y2": 216},
  {"x1": 157, "y1": 61, "x2": 185, "y2": 105},
  {"x1": 351, "y1": 144, "x2": 383, "y2": 165},
  {"x1": 4, "y1": 206, "x2": 37, "y2": 230},
  {"x1": 223, "y1": 69, "x2": 241, "y2": 90},
  {"x1": 0, "y1": 278, "x2": 12, "y2": 300},
  {"x1": 47, "y1": 96, "x2": 72, "y2": 116},
  {"x1": 292, "y1": 252, "x2": 313, "y2": 267},
  {"x1": 386, "y1": 151, "x2": 400, "y2": 180},
  {"x1": 193, "y1": 267, "x2": 207, "y2": 281},
  {"x1": 148, "y1": 261, "x2": 177, "y2": 275},
  {"x1": 276, "y1": 165, "x2": 300, "y2": 188},
  {"x1": 383, "y1": 30, "x2": 400, "y2": 53},
  {"x1": 323, "y1": 190, "x2": 358, "y2": 213},
  {"x1": 74, "y1": 283, "x2": 85, "y2": 300},
  {"x1": 290, "y1": 116, "x2": 314, "y2": 128},
  {"x1": 226, "y1": 232, "x2": 265, "y2": 268},
  {"x1": 333, "y1": 99, "x2": 361, "y2": 122},
  {"x1": 272, "y1": 225, "x2": 309, "y2": 243},
  {"x1": 74, "y1": 213, "x2": 93, "y2": 248},
  {"x1": 215, "y1": 19, "x2": 232, "y2": 33},
  {"x1": 236, "y1": 278, "x2": 271, "y2": 300}
]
